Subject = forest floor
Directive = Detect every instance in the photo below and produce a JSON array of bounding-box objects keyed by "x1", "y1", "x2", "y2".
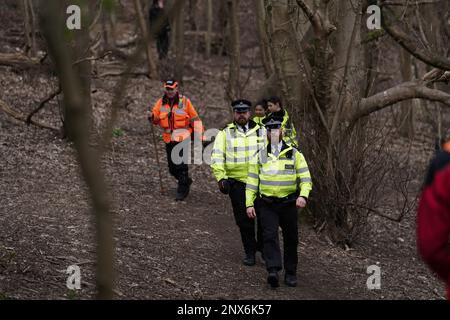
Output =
[{"x1": 0, "y1": 0, "x2": 446, "y2": 300}]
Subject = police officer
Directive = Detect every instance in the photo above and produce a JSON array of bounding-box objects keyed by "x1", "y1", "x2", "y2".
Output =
[
  {"x1": 210, "y1": 99, "x2": 265, "y2": 266},
  {"x1": 246, "y1": 118, "x2": 312, "y2": 287},
  {"x1": 263, "y1": 96, "x2": 298, "y2": 147}
]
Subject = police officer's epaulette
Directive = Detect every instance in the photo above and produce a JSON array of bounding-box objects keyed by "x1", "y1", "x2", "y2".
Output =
[
  {"x1": 286, "y1": 147, "x2": 302, "y2": 159},
  {"x1": 220, "y1": 123, "x2": 233, "y2": 131},
  {"x1": 285, "y1": 149, "x2": 294, "y2": 159}
]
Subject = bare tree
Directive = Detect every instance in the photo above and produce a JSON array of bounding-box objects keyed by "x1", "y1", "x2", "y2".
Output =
[
  {"x1": 261, "y1": 0, "x2": 450, "y2": 245},
  {"x1": 39, "y1": 0, "x2": 114, "y2": 298}
]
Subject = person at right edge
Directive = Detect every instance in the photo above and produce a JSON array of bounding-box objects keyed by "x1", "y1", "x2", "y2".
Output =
[
  {"x1": 417, "y1": 140, "x2": 450, "y2": 300},
  {"x1": 246, "y1": 118, "x2": 312, "y2": 288}
]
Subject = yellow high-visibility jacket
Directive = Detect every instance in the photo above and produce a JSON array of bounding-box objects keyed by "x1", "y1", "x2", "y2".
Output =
[
  {"x1": 253, "y1": 116, "x2": 266, "y2": 126},
  {"x1": 210, "y1": 120, "x2": 266, "y2": 183},
  {"x1": 245, "y1": 142, "x2": 312, "y2": 207}
]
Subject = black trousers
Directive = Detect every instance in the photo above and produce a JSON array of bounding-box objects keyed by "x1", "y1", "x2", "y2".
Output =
[
  {"x1": 156, "y1": 31, "x2": 169, "y2": 60},
  {"x1": 258, "y1": 199, "x2": 298, "y2": 274},
  {"x1": 228, "y1": 180, "x2": 263, "y2": 256},
  {"x1": 165, "y1": 141, "x2": 189, "y2": 184}
]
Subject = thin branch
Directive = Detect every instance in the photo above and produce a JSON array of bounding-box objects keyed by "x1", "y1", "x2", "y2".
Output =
[
  {"x1": 26, "y1": 85, "x2": 61, "y2": 124},
  {"x1": 0, "y1": 98, "x2": 59, "y2": 132},
  {"x1": 89, "y1": 0, "x2": 103, "y2": 31},
  {"x1": 380, "y1": 2, "x2": 450, "y2": 70},
  {"x1": 0, "y1": 52, "x2": 40, "y2": 68},
  {"x1": 72, "y1": 50, "x2": 112, "y2": 66},
  {"x1": 295, "y1": 0, "x2": 336, "y2": 38},
  {"x1": 382, "y1": 0, "x2": 441, "y2": 5},
  {"x1": 346, "y1": 202, "x2": 405, "y2": 222},
  {"x1": 350, "y1": 80, "x2": 450, "y2": 125}
]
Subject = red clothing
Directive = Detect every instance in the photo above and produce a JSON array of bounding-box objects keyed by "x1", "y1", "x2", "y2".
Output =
[{"x1": 417, "y1": 147, "x2": 450, "y2": 299}]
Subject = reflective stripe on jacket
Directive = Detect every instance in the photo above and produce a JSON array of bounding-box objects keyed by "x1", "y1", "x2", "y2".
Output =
[
  {"x1": 210, "y1": 121, "x2": 266, "y2": 183},
  {"x1": 151, "y1": 95, "x2": 204, "y2": 143},
  {"x1": 266, "y1": 109, "x2": 298, "y2": 147},
  {"x1": 253, "y1": 116, "x2": 265, "y2": 126},
  {"x1": 245, "y1": 143, "x2": 312, "y2": 207}
]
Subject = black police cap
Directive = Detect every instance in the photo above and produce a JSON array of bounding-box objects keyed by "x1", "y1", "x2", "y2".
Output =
[
  {"x1": 264, "y1": 118, "x2": 282, "y2": 129},
  {"x1": 231, "y1": 99, "x2": 252, "y2": 112}
]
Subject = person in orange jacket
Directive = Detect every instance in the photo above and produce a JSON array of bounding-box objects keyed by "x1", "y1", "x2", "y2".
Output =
[
  {"x1": 149, "y1": 80, "x2": 204, "y2": 200},
  {"x1": 417, "y1": 140, "x2": 450, "y2": 300}
]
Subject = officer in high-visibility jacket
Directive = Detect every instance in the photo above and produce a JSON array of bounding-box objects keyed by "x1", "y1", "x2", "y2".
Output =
[
  {"x1": 149, "y1": 80, "x2": 204, "y2": 201},
  {"x1": 246, "y1": 118, "x2": 312, "y2": 288},
  {"x1": 252, "y1": 99, "x2": 267, "y2": 126},
  {"x1": 210, "y1": 99, "x2": 266, "y2": 266},
  {"x1": 264, "y1": 96, "x2": 298, "y2": 147}
]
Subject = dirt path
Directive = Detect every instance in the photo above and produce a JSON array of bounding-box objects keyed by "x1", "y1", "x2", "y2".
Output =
[
  {"x1": 0, "y1": 0, "x2": 444, "y2": 297},
  {"x1": 3, "y1": 104, "x2": 443, "y2": 300},
  {"x1": 0, "y1": 115, "x2": 366, "y2": 299}
]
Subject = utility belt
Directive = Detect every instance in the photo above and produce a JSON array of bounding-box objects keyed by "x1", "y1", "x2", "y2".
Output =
[{"x1": 260, "y1": 192, "x2": 298, "y2": 204}]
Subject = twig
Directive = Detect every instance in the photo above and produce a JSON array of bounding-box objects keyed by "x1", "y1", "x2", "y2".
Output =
[
  {"x1": 72, "y1": 50, "x2": 112, "y2": 66},
  {"x1": 345, "y1": 202, "x2": 404, "y2": 222},
  {"x1": 26, "y1": 85, "x2": 61, "y2": 125},
  {"x1": 0, "y1": 98, "x2": 59, "y2": 132},
  {"x1": 89, "y1": 0, "x2": 103, "y2": 31},
  {"x1": 94, "y1": 70, "x2": 149, "y2": 78}
]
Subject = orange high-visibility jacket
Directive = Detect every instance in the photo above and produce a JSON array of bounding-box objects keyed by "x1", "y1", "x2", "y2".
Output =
[{"x1": 151, "y1": 95, "x2": 204, "y2": 143}]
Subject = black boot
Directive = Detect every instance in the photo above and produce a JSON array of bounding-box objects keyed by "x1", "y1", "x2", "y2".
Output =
[
  {"x1": 267, "y1": 270, "x2": 279, "y2": 288},
  {"x1": 243, "y1": 253, "x2": 256, "y2": 266},
  {"x1": 258, "y1": 250, "x2": 265, "y2": 264},
  {"x1": 284, "y1": 273, "x2": 297, "y2": 287},
  {"x1": 176, "y1": 177, "x2": 192, "y2": 201}
]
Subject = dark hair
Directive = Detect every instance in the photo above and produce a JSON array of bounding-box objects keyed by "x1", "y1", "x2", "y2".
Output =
[
  {"x1": 255, "y1": 99, "x2": 268, "y2": 110},
  {"x1": 267, "y1": 96, "x2": 282, "y2": 108}
]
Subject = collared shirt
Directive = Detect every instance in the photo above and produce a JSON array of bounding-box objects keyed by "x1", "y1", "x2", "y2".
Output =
[
  {"x1": 237, "y1": 123, "x2": 249, "y2": 133},
  {"x1": 270, "y1": 141, "x2": 283, "y2": 157}
]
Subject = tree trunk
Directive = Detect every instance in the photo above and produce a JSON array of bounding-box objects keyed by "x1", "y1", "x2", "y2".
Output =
[
  {"x1": 265, "y1": 0, "x2": 307, "y2": 115},
  {"x1": 133, "y1": 0, "x2": 158, "y2": 78},
  {"x1": 226, "y1": 0, "x2": 241, "y2": 101},
  {"x1": 397, "y1": 50, "x2": 414, "y2": 138},
  {"x1": 205, "y1": 0, "x2": 213, "y2": 59},
  {"x1": 39, "y1": 0, "x2": 114, "y2": 299},
  {"x1": 22, "y1": 0, "x2": 32, "y2": 56},
  {"x1": 254, "y1": 0, "x2": 274, "y2": 78},
  {"x1": 174, "y1": 0, "x2": 185, "y2": 82},
  {"x1": 192, "y1": 0, "x2": 200, "y2": 59},
  {"x1": 218, "y1": 1, "x2": 229, "y2": 56}
]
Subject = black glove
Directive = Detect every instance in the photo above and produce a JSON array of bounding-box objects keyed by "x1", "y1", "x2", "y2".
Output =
[{"x1": 218, "y1": 179, "x2": 230, "y2": 194}]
